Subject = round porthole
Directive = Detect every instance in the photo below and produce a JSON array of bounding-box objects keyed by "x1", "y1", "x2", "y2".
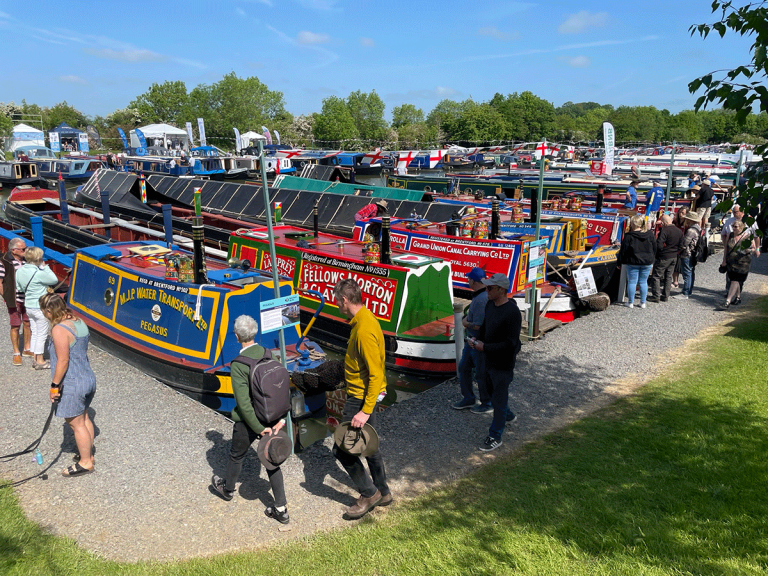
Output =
[{"x1": 104, "y1": 288, "x2": 113, "y2": 305}]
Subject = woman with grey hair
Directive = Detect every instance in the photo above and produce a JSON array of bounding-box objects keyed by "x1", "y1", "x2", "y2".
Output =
[
  {"x1": 721, "y1": 220, "x2": 758, "y2": 309},
  {"x1": 211, "y1": 314, "x2": 291, "y2": 525},
  {"x1": 233, "y1": 314, "x2": 259, "y2": 342},
  {"x1": 15, "y1": 247, "x2": 58, "y2": 369}
]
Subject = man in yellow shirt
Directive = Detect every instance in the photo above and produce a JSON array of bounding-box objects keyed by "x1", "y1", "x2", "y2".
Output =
[{"x1": 332, "y1": 278, "x2": 393, "y2": 519}]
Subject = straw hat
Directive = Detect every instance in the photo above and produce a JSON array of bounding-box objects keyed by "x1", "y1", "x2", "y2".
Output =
[{"x1": 684, "y1": 210, "x2": 701, "y2": 222}]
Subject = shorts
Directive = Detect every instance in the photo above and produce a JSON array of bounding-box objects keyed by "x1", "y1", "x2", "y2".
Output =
[{"x1": 7, "y1": 304, "x2": 29, "y2": 328}]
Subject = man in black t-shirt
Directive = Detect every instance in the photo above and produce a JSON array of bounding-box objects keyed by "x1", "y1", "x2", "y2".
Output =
[{"x1": 468, "y1": 273, "x2": 522, "y2": 452}]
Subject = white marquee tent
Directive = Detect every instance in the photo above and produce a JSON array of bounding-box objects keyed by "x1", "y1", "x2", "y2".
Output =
[
  {"x1": 5, "y1": 123, "x2": 45, "y2": 152},
  {"x1": 129, "y1": 123, "x2": 188, "y2": 149}
]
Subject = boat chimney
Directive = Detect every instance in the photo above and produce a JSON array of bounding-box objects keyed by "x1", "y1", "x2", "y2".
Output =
[
  {"x1": 491, "y1": 199, "x2": 500, "y2": 240},
  {"x1": 58, "y1": 175, "x2": 70, "y2": 224},
  {"x1": 100, "y1": 189, "x2": 112, "y2": 239},
  {"x1": 381, "y1": 215, "x2": 391, "y2": 265},
  {"x1": 595, "y1": 186, "x2": 604, "y2": 214},
  {"x1": 31, "y1": 216, "x2": 44, "y2": 248},
  {"x1": 162, "y1": 204, "x2": 173, "y2": 246},
  {"x1": 529, "y1": 191, "x2": 538, "y2": 224},
  {"x1": 313, "y1": 199, "x2": 319, "y2": 239},
  {"x1": 192, "y1": 187, "x2": 207, "y2": 284}
]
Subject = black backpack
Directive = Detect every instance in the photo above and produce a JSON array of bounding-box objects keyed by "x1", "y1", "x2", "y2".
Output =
[
  {"x1": 232, "y1": 348, "x2": 291, "y2": 424},
  {"x1": 690, "y1": 232, "x2": 709, "y2": 266}
]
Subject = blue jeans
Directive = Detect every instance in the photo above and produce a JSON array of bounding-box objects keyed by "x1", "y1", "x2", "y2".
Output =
[
  {"x1": 458, "y1": 342, "x2": 490, "y2": 404},
  {"x1": 483, "y1": 368, "x2": 515, "y2": 439},
  {"x1": 680, "y1": 256, "x2": 695, "y2": 296},
  {"x1": 625, "y1": 263, "x2": 653, "y2": 304}
]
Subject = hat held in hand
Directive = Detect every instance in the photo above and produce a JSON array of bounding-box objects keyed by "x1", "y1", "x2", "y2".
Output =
[
  {"x1": 333, "y1": 421, "x2": 379, "y2": 457},
  {"x1": 257, "y1": 429, "x2": 292, "y2": 471}
]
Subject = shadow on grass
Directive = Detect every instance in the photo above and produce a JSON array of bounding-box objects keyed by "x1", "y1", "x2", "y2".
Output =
[
  {"x1": 721, "y1": 298, "x2": 768, "y2": 343},
  {"x1": 391, "y1": 391, "x2": 768, "y2": 574}
]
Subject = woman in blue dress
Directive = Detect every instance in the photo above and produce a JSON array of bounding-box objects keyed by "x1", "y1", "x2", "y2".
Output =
[{"x1": 40, "y1": 293, "x2": 97, "y2": 477}]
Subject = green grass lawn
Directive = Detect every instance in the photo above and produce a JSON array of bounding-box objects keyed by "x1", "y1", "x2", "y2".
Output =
[{"x1": 3, "y1": 299, "x2": 767, "y2": 576}]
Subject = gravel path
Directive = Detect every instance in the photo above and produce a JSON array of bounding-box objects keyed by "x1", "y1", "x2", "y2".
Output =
[{"x1": 1, "y1": 243, "x2": 766, "y2": 562}]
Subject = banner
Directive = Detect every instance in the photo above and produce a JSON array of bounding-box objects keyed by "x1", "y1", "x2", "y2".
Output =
[
  {"x1": 86, "y1": 125, "x2": 102, "y2": 148},
  {"x1": 185, "y1": 122, "x2": 194, "y2": 148},
  {"x1": 197, "y1": 118, "x2": 206, "y2": 147},
  {"x1": 134, "y1": 128, "x2": 147, "y2": 150},
  {"x1": 602, "y1": 122, "x2": 615, "y2": 175},
  {"x1": 274, "y1": 129, "x2": 281, "y2": 145},
  {"x1": 261, "y1": 126, "x2": 272, "y2": 145},
  {"x1": 78, "y1": 132, "x2": 89, "y2": 153},
  {"x1": 117, "y1": 127, "x2": 129, "y2": 150},
  {"x1": 49, "y1": 131, "x2": 60, "y2": 152},
  {"x1": 233, "y1": 127, "x2": 242, "y2": 152}
]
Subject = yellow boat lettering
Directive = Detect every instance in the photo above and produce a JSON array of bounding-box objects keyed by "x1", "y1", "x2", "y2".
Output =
[{"x1": 140, "y1": 320, "x2": 168, "y2": 337}]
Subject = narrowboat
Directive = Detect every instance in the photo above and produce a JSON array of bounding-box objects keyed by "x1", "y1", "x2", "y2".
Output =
[{"x1": 228, "y1": 225, "x2": 458, "y2": 375}]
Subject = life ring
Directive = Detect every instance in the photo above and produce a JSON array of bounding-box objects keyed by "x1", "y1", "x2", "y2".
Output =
[
  {"x1": 424, "y1": 185, "x2": 432, "y2": 192},
  {"x1": 465, "y1": 188, "x2": 472, "y2": 194},
  {"x1": 299, "y1": 161, "x2": 306, "y2": 168}
]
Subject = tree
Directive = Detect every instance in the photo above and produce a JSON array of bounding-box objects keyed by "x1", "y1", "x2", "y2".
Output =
[
  {"x1": 450, "y1": 102, "x2": 510, "y2": 144},
  {"x1": 689, "y1": 1, "x2": 768, "y2": 244},
  {"x1": 391, "y1": 104, "x2": 424, "y2": 128},
  {"x1": 129, "y1": 80, "x2": 189, "y2": 125},
  {"x1": 346, "y1": 90, "x2": 388, "y2": 146},
  {"x1": 45, "y1": 101, "x2": 88, "y2": 130},
  {"x1": 312, "y1": 96, "x2": 359, "y2": 146}
]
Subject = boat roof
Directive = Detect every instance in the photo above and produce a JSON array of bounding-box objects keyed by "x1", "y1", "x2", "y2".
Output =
[
  {"x1": 15, "y1": 145, "x2": 57, "y2": 159},
  {"x1": 76, "y1": 241, "x2": 273, "y2": 286},
  {"x1": 233, "y1": 225, "x2": 443, "y2": 270}
]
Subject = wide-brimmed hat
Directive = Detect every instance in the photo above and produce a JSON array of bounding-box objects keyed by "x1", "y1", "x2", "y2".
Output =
[
  {"x1": 684, "y1": 210, "x2": 701, "y2": 222},
  {"x1": 374, "y1": 199, "x2": 388, "y2": 210},
  {"x1": 481, "y1": 272, "x2": 510, "y2": 290},
  {"x1": 690, "y1": 185, "x2": 701, "y2": 191},
  {"x1": 257, "y1": 429, "x2": 292, "y2": 471},
  {"x1": 333, "y1": 421, "x2": 379, "y2": 458}
]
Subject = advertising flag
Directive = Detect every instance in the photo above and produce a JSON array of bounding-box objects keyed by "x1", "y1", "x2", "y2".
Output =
[
  {"x1": 602, "y1": 122, "x2": 615, "y2": 175},
  {"x1": 86, "y1": 125, "x2": 102, "y2": 148},
  {"x1": 197, "y1": 118, "x2": 207, "y2": 147},
  {"x1": 117, "y1": 127, "x2": 129, "y2": 150},
  {"x1": 274, "y1": 129, "x2": 281, "y2": 145},
  {"x1": 49, "y1": 131, "x2": 60, "y2": 152},
  {"x1": 233, "y1": 127, "x2": 242, "y2": 152},
  {"x1": 134, "y1": 128, "x2": 148, "y2": 150},
  {"x1": 78, "y1": 132, "x2": 90, "y2": 153},
  {"x1": 261, "y1": 126, "x2": 272, "y2": 145},
  {"x1": 185, "y1": 122, "x2": 194, "y2": 147}
]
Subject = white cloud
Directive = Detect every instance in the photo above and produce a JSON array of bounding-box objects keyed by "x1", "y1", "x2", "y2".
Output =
[
  {"x1": 360, "y1": 37, "x2": 375, "y2": 47},
  {"x1": 236, "y1": 7, "x2": 246, "y2": 16},
  {"x1": 558, "y1": 11, "x2": 609, "y2": 34},
  {"x1": 85, "y1": 47, "x2": 166, "y2": 62},
  {"x1": 297, "y1": 31, "x2": 331, "y2": 45},
  {"x1": 59, "y1": 75, "x2": 87, "y2": 85},
  {"x1": 476, "y1": 26, "x2": 518, "y2": 42},
  {"x1": 0, "y1": 11, "x2": 10, "y2": 18},
  {"x1": 436, "y1": 86, "x2": 458, "y2": 96},
  {"x1": 567, "y1": 55, "x2": 591, "y2": 67}
]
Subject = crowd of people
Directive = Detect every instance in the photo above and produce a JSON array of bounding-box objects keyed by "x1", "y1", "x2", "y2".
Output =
[{"x1": 617, "y1": 178, "x2": 760, "y2": 306}]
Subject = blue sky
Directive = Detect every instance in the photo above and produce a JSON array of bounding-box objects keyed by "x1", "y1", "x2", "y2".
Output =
[{"x1": 0, "y1": 1, "x2": 756, "y2": 121}]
